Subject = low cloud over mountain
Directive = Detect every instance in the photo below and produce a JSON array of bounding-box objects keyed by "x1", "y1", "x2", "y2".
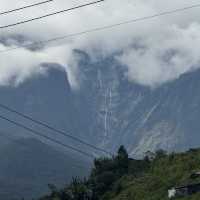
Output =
[{"x1": 0, "y1": 0, "x2": 200, "y2": 88}]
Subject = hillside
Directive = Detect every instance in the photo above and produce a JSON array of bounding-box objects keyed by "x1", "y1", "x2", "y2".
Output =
[
  {"x1": 36, "y1": 147, "x2": 200, "y2": 200},
  {"x1": 2, "y1": 61, "x2": 200, "y2": 199},
  {"x1": 103, "y1": 149, "x2": 200, "y2": 200},
  {"x1": 2, "y1": 60, "x2": 200, "y2": 158},
  {"x1": 0, "y1": 138, "x2": 90, "y2": 200}
]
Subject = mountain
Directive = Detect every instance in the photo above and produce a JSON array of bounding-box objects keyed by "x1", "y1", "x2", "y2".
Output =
[
  {"x1": 70, "y1": 51, "x2": 200, "y2": 157},
  {"x1": 1, "y1": 51, "x2": 200, "y2": 157},
  {"x1": 0, "y1": 65, "x2": 91, "y2": 199},
  {"x1": 0, "y1": 64, "x2": 94, "y2": 153},
  {"x1": 0, "y1": 137, "x2": 90, "y2": 200},
  {"x1": 1, "y1": 51, "x2": 200, "y2": 199}
]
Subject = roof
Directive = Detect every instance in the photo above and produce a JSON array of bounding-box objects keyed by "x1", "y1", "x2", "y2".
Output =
[{"x1": 175, "y1": 183, "x2": 200, "y2": 190}]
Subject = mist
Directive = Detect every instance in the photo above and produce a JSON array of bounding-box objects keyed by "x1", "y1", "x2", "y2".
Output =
[{"x1": 0, "y1": 0, "x2": 200, "y2": 88}]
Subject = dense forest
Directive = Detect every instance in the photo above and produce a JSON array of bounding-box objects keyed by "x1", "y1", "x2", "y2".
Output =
[{"x1": 25, "y1": 146, "x2": 200, "y2": 200}]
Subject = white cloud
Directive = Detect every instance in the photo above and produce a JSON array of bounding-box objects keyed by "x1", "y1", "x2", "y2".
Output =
[
  {"x1": 117, "y1": 23, "x2": 200, "y2": 87},
  {"x1": 0, "y1": 0, "x2": 200, "y2": 88}
]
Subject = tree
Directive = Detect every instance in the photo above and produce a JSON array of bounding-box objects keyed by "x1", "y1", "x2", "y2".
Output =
[
  {"x1": 37, "y1": 146, "x2": 133, "y2": 200},
  {"x1": 68, "y1": 178, "x2": 92, "y2": 200},
  {"x1": 155, "y1": 149, "x2": 167, "y2": 159},
  {"x1": 115, "y1": 145, "x2": 129, "y2": 175}
]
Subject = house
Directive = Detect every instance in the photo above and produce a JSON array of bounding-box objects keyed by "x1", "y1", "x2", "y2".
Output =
[
  {"x1": 168, "y1": 183, "x2": 200, "y2": 199},
  {"x1": 190, "y1": 171, "x2": 200, "y2": 179}
]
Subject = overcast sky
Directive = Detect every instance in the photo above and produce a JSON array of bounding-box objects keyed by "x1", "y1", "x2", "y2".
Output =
[{"x1": 0, "y1": 0, "x2": 200, "y2": 88}]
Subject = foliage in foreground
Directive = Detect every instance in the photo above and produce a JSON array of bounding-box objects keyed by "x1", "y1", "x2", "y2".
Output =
[{"x1": 33, "y1": 147, "x2": 200, "y2": 200}]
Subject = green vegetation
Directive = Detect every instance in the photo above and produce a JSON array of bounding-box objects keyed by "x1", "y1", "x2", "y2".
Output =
[{"x1": 34, "y1": 147, "x2": 200, "y2": 200}]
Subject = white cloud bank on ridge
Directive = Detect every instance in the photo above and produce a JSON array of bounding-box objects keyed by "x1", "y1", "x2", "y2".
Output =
[{"x1": 0, "y1": 0, "x2": 200, "y2": 88}]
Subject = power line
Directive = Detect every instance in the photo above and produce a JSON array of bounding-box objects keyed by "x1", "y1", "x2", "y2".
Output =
[
  {"x1": 0, "y1": 103, "x2": 112, "y2": 156},
  {"x1": 0, "y1": 130, "x2": 91, "y2": 170},
  {"x1": 0, "y1": 0, "x2": 53, "y2": 16},
  {"x1": 0, "y1": 114, "x2": 95, "y2": 159},
  {"x1": 0, "y1": 3, "x2": 198, "y2": 157},
  {"x1": 0, "y1": 0, "x2": 105, "y2": 29},
  {"x1": 1, "y1": 2, "x2": 200, "y2": 53}
]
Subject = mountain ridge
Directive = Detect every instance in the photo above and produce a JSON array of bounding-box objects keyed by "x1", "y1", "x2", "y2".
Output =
[{"x1": 1, "y1": 55, "x2": 200, "y2": 156}]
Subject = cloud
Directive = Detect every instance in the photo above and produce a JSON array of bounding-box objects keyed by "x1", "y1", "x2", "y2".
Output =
[
  {"x1": 117, "y1": 23, "x2": 200, "y2": 87},
  {"x1": 0, "y1": 0, "x2": 200, "y2": 88}
]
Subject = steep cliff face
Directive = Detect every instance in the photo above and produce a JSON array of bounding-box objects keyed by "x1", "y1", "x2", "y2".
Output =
[
  {"x1": 74, "y1": 52, "x2": 200, "y2": 157},
  {"x1": 1, "y1": 53, "x2": 200, "y2": 159},
  {"x1": 1, "y1": 52, "x2": 200, "y2": 199},
  {"x1": 0, "y1": 65, "x2": 91, "y2": 199}
]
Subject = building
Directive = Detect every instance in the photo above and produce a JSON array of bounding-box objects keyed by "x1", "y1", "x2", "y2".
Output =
[
  {"x1": 168, "y1": 183, "x2": 200, "y2": 199},
  {"x1": 190, "y1": 171, "x2": 200, "y2": 179}
]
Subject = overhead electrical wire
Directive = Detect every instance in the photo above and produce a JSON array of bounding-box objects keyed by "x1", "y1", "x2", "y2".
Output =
[
  {"x1": 0, "y1": 0, "x2": 53, "y2": 16},
  {"x1": 0, "y1": 114, "x2": 95, "y2": 159},
  {"x1": 0, "y1": 0, "x2": 105, "y2": 29},
  {"x1": 0, "y1": 130, "x2": 90, "y2": 170},
  {"x1": 0, "y1": 3, "x2": 198, "y2": 159},
  {"x1": 0, "y1": 3, "x2": 200, "y2": 53},
  {"x1": 0, "y1": 103, "x2": 112, "y2": 156}
]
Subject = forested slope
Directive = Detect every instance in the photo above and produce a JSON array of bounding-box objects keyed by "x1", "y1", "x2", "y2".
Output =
[{"x1": 33, "y1": 146, "x2": 200, "y2": 200}]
